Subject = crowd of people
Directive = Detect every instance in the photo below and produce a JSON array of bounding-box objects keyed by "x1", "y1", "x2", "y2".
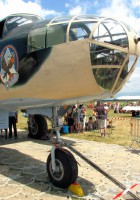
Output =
[
  {"x1": 63, "y1": 100, "x2": 140, "y2": 137},
  {"x1": 64, "y1": 104, "x2": 86, "y2": 133},
  {"x1": 63, "y1": 101, "x2": 109, "y2": 137}
]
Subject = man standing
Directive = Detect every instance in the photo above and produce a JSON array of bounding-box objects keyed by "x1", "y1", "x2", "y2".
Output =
[
  {"x1": 94, "y1": 101, "x2": 108, "y2": 137},
  {"x1": 9, "y1": 111, "x2": 18, "y2": 139}
]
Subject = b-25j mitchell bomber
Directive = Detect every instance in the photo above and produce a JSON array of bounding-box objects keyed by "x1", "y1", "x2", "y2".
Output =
[{"x1": 0, "y1": 13, "x2": 140, "y2": 189}]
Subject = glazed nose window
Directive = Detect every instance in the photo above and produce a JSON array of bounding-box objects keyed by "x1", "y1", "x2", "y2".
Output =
[
  {"x1": 90, "y1": 45, "x2": 127, "y2": 90},
  {"x1": 93, "y1": 19, "x2": 128, "y2": 48},
  {"x1": 89, "y1": 18, "x2": 137, "y2": 92},
  {"x1": 113, "y1": 54, "x2": 137, "y2": 92}
]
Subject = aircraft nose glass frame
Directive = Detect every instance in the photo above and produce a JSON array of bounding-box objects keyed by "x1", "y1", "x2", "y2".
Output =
[
  {"x1": 27, "y1": 15, "x2": 138, "y2": 95},
  {"x1": 65, "y1": 16, "x2": 137, "y2": 93},
  {"x1": 88, "y1": 18, "x2": 136, "y2": 93}
]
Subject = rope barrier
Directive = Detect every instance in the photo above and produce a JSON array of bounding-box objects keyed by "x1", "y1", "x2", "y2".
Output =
[
  {"x1": 112, "y1": 183, "x2": 139, "y2": 199},
  {"x1": 112, "y1": 117, "x2": 130, "y2": 120}
]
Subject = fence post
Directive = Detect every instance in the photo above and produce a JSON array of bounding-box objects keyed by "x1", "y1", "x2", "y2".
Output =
[{"x1": 130, "y1": 117, "x2": 140, "y2": 147}]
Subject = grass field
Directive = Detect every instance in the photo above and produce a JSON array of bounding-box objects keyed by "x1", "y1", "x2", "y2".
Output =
[
  {"x1": 17, "y1": 111, "x2": 28, "y2": 130},
  {"x1": 64, "y1": 109, "x2": 140, "y2": 149},
  {"x1": 17, "y1": 108, "x2": 140, "y2": 149}
]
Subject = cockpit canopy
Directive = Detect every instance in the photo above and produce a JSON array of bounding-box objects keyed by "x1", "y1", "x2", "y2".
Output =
[
  {"x1": 0, "y1": 14, "x2": 138, "y2": 96},
  {"x1": 27, "y1": 15, "x2": 138, "y2": 95},
  {"x1": 0, "y1": 13, "x2": 42, "y2": 38}
]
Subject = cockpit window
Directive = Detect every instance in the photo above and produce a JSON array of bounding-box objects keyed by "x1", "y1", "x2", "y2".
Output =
[
  {"x1": 70, "y1": 22, "x2": 91, "y2": 40},
  {"x1": 93, "y1": 19, "x2": 128, "y2": 48},
  {"x1": 3, "y1": 15, "x2": 41, "y2": 37},
  {"x1": 69, "y1": 22, "x2": 95, "y2": 41}
]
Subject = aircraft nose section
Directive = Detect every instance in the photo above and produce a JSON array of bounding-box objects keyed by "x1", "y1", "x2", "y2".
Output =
[{"x1": 88, "y1": 18, "x2": 140, "y2": 94}]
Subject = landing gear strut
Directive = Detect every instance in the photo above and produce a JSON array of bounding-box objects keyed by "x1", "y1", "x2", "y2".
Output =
[{"x1": 46, "y1": 107, "x2": 78, "y2": 189}]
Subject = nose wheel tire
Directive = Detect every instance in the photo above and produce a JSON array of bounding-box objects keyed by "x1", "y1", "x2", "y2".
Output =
[{"x1": 46, "y1": 148, "x2": 78, "y2": 189}]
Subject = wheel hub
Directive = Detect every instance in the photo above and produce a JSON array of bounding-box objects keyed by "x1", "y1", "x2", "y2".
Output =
[{"x1": 49, "y1": 159, "x2": 64, "y2": 181}]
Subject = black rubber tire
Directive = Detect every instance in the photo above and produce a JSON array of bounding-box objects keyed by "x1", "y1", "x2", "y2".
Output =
[
  {"x1": 47, "y1": 148, "x2": 78, "y2": 189},
  {"x1": 28, "y1": 115, "x2": 48, "y2": 139}
]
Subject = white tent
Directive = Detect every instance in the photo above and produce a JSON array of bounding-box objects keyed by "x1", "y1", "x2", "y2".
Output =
[{"x1": 122, "y1": 106, "x2": 140, "y2": 111}]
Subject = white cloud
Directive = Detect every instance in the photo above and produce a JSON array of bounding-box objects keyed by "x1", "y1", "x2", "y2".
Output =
[
  {"x1": 0, "y1": 0, "x2": 58, "y2": 19},
  {"x1": 69, "y1": 5, "x2": 83, "y2": 15},
  {"x1": 68, "y1": 1, "x2": 91, "y2": 15},
  {"x1": 132, "y1": 0, "x2": 140, "y2": 7},
  {"x1": 65, "y1": 3, "x2": 69, "y2": 8},
  {"x1": 68, "y1": 0, "x2": 98, "y2": 16},
  {"x1": 98, "y1": 0, "x2": 140, "y2": 34},
  {"x1": 67, "y1": 0, "x2": 140, "y2": 35}
]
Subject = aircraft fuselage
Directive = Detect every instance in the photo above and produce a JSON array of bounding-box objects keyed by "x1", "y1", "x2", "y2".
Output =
[{"x1": 0, "y1": 13, "x2": 139, "y2": 109}]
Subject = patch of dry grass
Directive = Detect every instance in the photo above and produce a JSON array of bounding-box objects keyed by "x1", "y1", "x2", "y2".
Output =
[
  {"x1": 64, "y1": 109, "x2": 140, "y2": 149},
  {"x1": 17, "y1": 111, "x2": 28, "y2": 130},
  {"x1": 17, "y1": 109, "x2": 140, "y2": 149}
]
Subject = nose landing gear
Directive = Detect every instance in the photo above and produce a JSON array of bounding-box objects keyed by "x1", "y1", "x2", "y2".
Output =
[
  {"x1": 47, "y1": 148, "x2": 78, "y2": 189},
  {"x1": 46, "y1": 107, "x2": 78, "y2": 189}
]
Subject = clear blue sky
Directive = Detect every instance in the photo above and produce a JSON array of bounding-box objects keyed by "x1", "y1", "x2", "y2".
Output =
[{"x1": 0, "y1": 0, "x2": 140, "y2": 96}]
